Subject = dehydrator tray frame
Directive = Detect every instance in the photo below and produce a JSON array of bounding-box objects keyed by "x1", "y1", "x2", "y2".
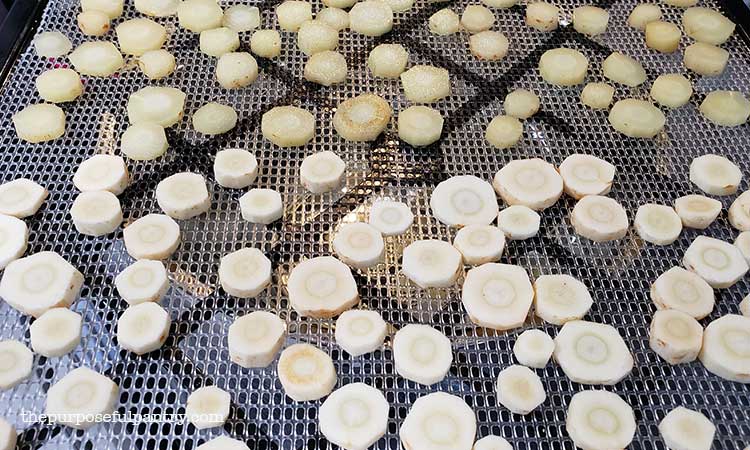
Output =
[{"x1": 0, "y1": 0, "x2": 749, "y2": 448}]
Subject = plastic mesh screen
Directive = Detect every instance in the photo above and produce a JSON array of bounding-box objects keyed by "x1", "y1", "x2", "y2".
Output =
[{"x1": 0, "y1": 0, "x2": 748, "y2": 448}]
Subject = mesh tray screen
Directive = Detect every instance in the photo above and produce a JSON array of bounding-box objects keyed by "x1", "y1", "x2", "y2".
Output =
[{"x1": 0, "y1": 0, "x2": 749, "y2": 448}]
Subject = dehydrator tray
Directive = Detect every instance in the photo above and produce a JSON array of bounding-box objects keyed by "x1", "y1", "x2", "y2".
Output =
[{"x1": 0, "y1": 0, "x2": 749, "y2": 448}]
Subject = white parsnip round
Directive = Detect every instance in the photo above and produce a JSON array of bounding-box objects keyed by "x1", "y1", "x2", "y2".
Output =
[
  {"x1": 485, "y1": 115, "x2": 523, "y2": 149},
  {"x1": 12, "y1": 103, "x2": 66, "y2": 143},
  {"x1": 634, "y1": 203, "x2": 682, "y2": 245},
  {"x1": 33, "y1": 31, "x2": 72, "y2": 57},
  {"x1": 77, "y1": 10, "x2": 110, "y2": 36},
  {"x1": 135, "y1": 0, "x2": 179, "y2": 17},
  {"x1": 222, "y1": 5, "x2": 260, "y2": 32},
  {"x1": 250, "y1": 30, "x2": 281, "y2": 58},
  {"x1": 127, "y1": 86, "x2": 186, "y2": 127},
  {"x1": 453, "y1": 225, "x2": 506, "y2": 265},
  {"x1": 469, "y1": 31, "x2": 510, "y2": 61},
  {"x1": 566, "y1": 391, "x2": 636, "y2": 450},
  {"x1": 317, "y1": 8, "x2": 349, "y2": 31},
  {"x1": 121, "y1": 123, "x2": 168, "y2": 160},
  {"x1": 68, "y1": 42, "x2": 124, "y2": 77},
  {"x1": 430, "y1": 175, "x2": 499, "y2": 226},
  {"x1": 659, "y1": 407, "x2": 716, "y2": 450},
  {"x1": 36, "y1": 69, "x2": 82, "y2": 103},
  {"x1": 558, "y1": 154, "x2": 615, "y2": 199},
  {"x1": 526, "y1": 2, "x2": 559, "y2": 31},
  {"x1": 297, "y1": 20, "x2": 338, "y2": 56},
  {"x1": 645, "y1": 21, "x2": 681, "y2": 53},
  {"x1": 214, "y1": 148, "x2": 258, "y2": 189},
  {"x1": 398, "y1": 105, "x2": 443, "y2": 147},
  {"x1": 628, "y1": 3, "x2": 661, "y2": 29},
  {"x1": 573, "y1": 6, "x2": 609, "y2": 36},
  {"x1": 277, "y1": 343, "x2": 337, "y2": 401},
  {"x1": 81, "y1": 0, "x2": 123, "y2": 18},
  {"x1": 729, "y1": 191, "x2": 750, "y2": 231},
  {"x1": 462, "y1": 4, "x2": 495, "y2": 33},
  {"x1": 400, "y1": 65, "x2": 451, "y2": 103},
  {"x1": 429, "y1": 8, "x2": 460, "y2": 35},
  {"x1": 70, "y1": 190, "x2": 123, "y2": 236},
  {"x1": 177, "y1": 0, "x2": 223, "y2": 32},
  {"x1": 349, "y1": 1, "x2": 393, "y2": 36},
  {"x1": 304, "y1": 51, "x2": 347, "y2": 86},
  {"x1": 700, "y1": 91, "x2": 750, "y2": 127},
  {"x1": 493, "y1": 158, "x2": 563, "y2": 210},
  {"x1": 262, "y1": 106, "x2": 315, "y2": 147},
  {"x1": 651, "y1": 266, "x2": 715, "y2": 319},
  {"x1": 608, "y1": 99, "x2": 665, "y2": 138},
  {"x1": 571, "y1": 195, "x2": 629, "y2": 241},
  {"x1": 116, "y1": 18, "x2": 167, "y2": 56},
  {"x1": 138, "y1": 49, "x2": 176, "y2": 79},
  {"x1": 200, "y1": 27, "x2": 240, "y2": 57},
  {"x1": 602, "y1": 52, "x2": 646, "y2": 87},
  {"x1": 216, "y1": 52, "x2": 258, "y2": 89},
  {"x1": 400, "y1": 393, "x2": 476, "y2": 450},
  {"x1": 674, "y1": 195, "x2": 721, "y2": 229},
  {"x1": 276, "y1": 0, "x2": 312, "y2": 31},
  {"x1": 504, "y1": 89, "x2": 540, "y2": 119},
  {"x1": 682, "y1": 7, "x2": 735, "y2": 45},
  {"x1": 650, "y1": 74, "x2": 692, "y2": 108},
  {"x1": 685, "y1": 42, "x2": 729, "y2": 76},
  {"x1": 368, "y1": 44, "x2": 408, "y2": 78},
  {"x1": 580, "y1": 82, "x2": 614, "y2": 109},
  {"x1": 689, "y1": 154, "x2": 742, "y2": 195},
  {"x1": 538, "y1": 48, "x2": 588, "y2": 86},
  {"x1": 192, "y1": 102, "x2": 238, "y2": 135}
]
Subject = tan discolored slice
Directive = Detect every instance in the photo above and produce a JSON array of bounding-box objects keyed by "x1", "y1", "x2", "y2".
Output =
[{"x1": 277, "y1": 343, "x2": 337, "y2": 401}]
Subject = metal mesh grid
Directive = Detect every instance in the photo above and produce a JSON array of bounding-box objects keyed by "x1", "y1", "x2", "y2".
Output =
[{"x1": 0, "y1": 0, "x2": 748, "y2": 448}]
